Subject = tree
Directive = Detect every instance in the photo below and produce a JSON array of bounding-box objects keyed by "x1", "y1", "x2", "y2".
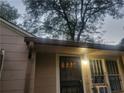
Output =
[
  {"x1": 120, "y1": 38, "x2": 124, "y2": 45},
  {"x1": 23, "y1": 0, "x2": 124, "y2": 42},
  {"x1": 0, "y1": 1, "x2": 19, "y2": 23},
  {"x1": 20, "y1": 14, "x2": 43, "y2": 34}
]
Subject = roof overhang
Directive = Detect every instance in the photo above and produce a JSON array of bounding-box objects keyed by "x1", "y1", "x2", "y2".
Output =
[
  {"x1": 0, "y1": 17, "x2": 35, "y2": 37},
  {"x1": 25, "y1": 37, "x2": 124, "y2": 57}
]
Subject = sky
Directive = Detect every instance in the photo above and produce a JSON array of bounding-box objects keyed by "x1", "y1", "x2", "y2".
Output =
[{"x1": 6, "y1": 0, "x2": 124, "y2": 45}]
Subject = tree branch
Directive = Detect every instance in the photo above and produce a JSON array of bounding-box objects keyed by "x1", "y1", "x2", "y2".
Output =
[
  {"x1": 77, "y1": 0, "x2": 92, "y2": 41},
  {"x1": 58, "y1": 0, "x2": 75, "y2": 40}
]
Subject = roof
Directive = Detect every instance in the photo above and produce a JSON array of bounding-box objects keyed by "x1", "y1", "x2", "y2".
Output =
[
  {"x1": 1, "y1": 17, "x2": 123, "y2": 52},
  {"x1": 25, "y1": 37, "x2": 124, "y2": 52},
  {"x1": 0, "y1": 17, "x2": 35, "y2": 37}
]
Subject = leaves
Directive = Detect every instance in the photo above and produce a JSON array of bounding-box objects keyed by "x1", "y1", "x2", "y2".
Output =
[
  {"x1": 23, "y1": 0, "x2": 124, "y2": 42},
  {"x1": 0, "y1": 1, "x2": 19, "y2": 23}
]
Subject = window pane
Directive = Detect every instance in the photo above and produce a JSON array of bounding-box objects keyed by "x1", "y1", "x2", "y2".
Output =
[
  {"x1": 93, "y1": 87, "x2": 108, "y2": 93},
  {"x1": 106, "y1": 60, "x2": 122, "y2": 91},
  {"x1": 60, "y1": 56, "x2": 82, "y2": 81},
  {"x1": 90, "y1": 59, "x2": 105, "y2": 84},
  {"x1": 99, "y1": 87, "x2": 108, "y2": 93},
  {"x1": 109, "y1": 76, "x2": 122, "y2": 91},
  {"x1": 106, "y1": 60, "x2": 119, "y2": 74}
]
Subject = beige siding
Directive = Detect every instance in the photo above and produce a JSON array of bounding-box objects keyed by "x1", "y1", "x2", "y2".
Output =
[
  {"x1": 122, "y1": 56, "x2": 124, "y2": 65},
  {"x1": 121, "y1": 56, "x2": 124, "y2": 90},
  {"x1": 35, "y1": 53, "x2": 56, "y2": 93},
  {"x1": 0, "y1": 24, "x2": 32, "y2": 93}
]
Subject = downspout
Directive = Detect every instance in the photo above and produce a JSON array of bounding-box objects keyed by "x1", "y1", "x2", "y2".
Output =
[{"x1": 0, "y1": 49, "x2": 5, "y2": 79}]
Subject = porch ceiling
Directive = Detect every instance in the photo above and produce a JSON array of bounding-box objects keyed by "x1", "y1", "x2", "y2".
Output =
[{"x1": 34, "y1": 44, "x2": 124, "y2": 57}]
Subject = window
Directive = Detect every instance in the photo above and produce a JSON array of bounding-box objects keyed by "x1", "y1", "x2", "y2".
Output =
[
  {"x1": 90, "y1": 59, "x2": 123, "y2": 93},
  {"x1": 93, "y1": 86, "x2": 108, "y2": 93},
  {"x1": 106, "y1": 60, "x2": 122, "y2": 92},
  {"x1": 59, "y1": 56, "x2": 84, "y2": 93},
  {"x1": 90, "y1": 59, "x2": 105, "y2": 84}
]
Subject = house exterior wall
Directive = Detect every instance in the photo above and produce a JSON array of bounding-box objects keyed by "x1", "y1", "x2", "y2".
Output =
[
  {"x1": 35, "y1": 53, "x2": 56, "y2": 93},
  {"x1": 121, "y1": 55, "x2": 124, "y2": 65},
  {"x1": 1, "y1": 20, "x2": 124, "y2": 93},
  {"x1": 0, "y1": 24, "x2": 33, "y2": 93},
  {"x1": 121, "y1": 55, "x2": 124, "y2": 89},
  {"x1": 89, "y1": 55, "x2": 124, "y2": 93},
  {"x1": 35, "y1": 52, "x2": 124, "y2": 93}
]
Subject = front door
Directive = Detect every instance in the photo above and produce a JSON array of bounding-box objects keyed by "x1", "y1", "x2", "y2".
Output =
[{"x1": 60, "y1": 56, "x2": 84, "y2": 93}]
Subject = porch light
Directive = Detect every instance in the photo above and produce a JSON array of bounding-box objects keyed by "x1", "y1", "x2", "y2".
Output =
[
  {"x1": 82, "y1": 55, "x2": 89, "y2": 65},
  {"x1": 82, "y1": 59, "x2": 89, "y2": 65},
  {"x1": 83, "y1": 60, "x2": 88, "y2": 65}
]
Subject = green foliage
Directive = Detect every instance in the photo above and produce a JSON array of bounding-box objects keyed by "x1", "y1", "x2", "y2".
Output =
[
  {"x1": 120, "y1": 38, "x2": 124, "y2": 45},
  {"x1": 23, "y1": 0, "x2": 124, "y2": 42},
  {"x1": 0, "y1": 1, "x2": 19, "y2": 22}
]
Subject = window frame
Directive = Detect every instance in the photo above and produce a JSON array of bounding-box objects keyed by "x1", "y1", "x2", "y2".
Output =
[{"x1": 89, "y1": 59, "x2": 105, "y2": 85}]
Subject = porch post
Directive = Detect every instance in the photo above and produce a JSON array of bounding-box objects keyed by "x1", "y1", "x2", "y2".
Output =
[{"x1": 24, "y1": 41, "x2": 36, "y2": 93}]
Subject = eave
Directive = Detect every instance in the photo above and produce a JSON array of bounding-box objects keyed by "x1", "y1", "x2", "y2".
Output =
[{"x1": 25, "y1": 37, "x2": 124, "y2": 52}]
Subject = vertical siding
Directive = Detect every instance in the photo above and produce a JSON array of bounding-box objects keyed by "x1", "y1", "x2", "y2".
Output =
[
  {"x1": 35, "y1": 53, "x2": 56, "y2": 93},
  {"x1": 0, "y1": 24, "x2": 30, "y2": 93}
]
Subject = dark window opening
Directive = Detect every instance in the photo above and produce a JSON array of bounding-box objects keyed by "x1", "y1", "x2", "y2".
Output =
[
  {"x1": 106, "y1": 60, "x2": 122, "y2": 92},
  {"x1": 60, "y1": 56, "x2": 84, "y2": 93}
]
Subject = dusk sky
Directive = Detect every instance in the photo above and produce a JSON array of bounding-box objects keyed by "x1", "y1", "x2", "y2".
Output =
[{"x1": 6, "y1": 0, "x2": 124, "y2": 45}]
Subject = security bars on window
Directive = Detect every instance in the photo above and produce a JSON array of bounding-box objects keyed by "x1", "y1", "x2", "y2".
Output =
[
  {"x1": 90, "y1": 59, "x2": 105, "y2": 84},
  {"x1": 60, "y1": 56, "x2": 84, "y2": 93},
  {"x1": 90, "y1": 59, "x2": 122, "y2": 92},
  {"x1": 106, "y1": 60, "x2": 122, "y2": 92}
]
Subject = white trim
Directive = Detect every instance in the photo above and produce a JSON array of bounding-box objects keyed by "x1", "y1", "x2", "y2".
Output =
[
  {"x1": 117, "y1": 58, "x2": 124, "y2": 91},
  {"x1": 56, "y1": 54, "x2": 60, "y2": 93},
  {"x1": 88, "y1": 58, "x2": 94, "y2": 93},
  {"x1": 102, "y1": 59, "x2": 112, "y2": 93},
  {"x1": 80, "y1": 55, "x2": 87, "y2": 93},
  {"x1": 0, "y1": 18, "x2": 34, "y2": 37}
]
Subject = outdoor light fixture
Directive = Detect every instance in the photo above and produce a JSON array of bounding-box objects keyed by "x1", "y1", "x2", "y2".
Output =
[
  {"x1": 82, "y1": 55, "x2": 89, "y2": 65},
  {"x1": 82, "y1": 59, "x2": 89, "y2": 65},
  {"x1": 83, "y1": 60, "x2": 89, "y2": 65}
]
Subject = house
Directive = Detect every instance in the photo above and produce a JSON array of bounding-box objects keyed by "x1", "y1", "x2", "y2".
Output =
[{"x1": 0, "y1": 17, "x2": 124, "y2": 93}]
